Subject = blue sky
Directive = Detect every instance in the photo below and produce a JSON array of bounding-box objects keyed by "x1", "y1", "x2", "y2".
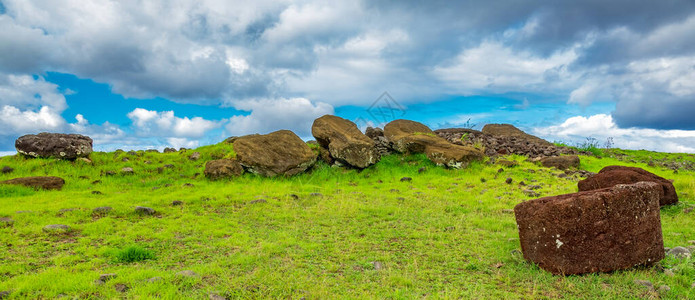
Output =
[{"x1": 1, "y1": 0, "x2": 695, "y2": 155}]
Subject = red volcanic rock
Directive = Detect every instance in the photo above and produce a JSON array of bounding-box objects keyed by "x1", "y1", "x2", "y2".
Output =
[
  {"x1": 578, "y1": 165, "x2": 678, "y2": 206},
  {"x1": 514, "y1": 182, "x2": 664, "y2": 275}
]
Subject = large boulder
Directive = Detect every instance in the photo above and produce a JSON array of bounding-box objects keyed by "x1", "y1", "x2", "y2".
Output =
[
  {"x1": 384, "y1": 119, "x2": 483, "y2": 168},
  {"x1": 482, "y1": 124, "x2": 551, "y2": 146},
  {"x1": 540, "y1": 155, "x2": 580, "y2": 170},
  {"x1": 311, "y1": 115, "x2": 379, "y2": 168},
  {"x1": 578, "y1": 165, "x2": 678, "y2": 206},
  {"x1": 15, "y1": 133, "x2": 92, "y2": 159},
  {"x1": 1, "y1": 176, "x2": 65, "y2": 190},
  {"x1": 204, "y1": 159, "x2": 244, "y2": 180},
  {"x1": 233, "y1": 130, "x2": 316, "y2": 177},
  {"x1": 514, "y1": 182, "x2": 664, "y2": 275}
]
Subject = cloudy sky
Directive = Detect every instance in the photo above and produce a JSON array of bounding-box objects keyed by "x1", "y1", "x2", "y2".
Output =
[{"x1": 1, "y1": 0, "x2": 695, "y2": 154}]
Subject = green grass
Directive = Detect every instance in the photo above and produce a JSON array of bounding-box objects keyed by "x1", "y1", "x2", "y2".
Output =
[
  {"x1": 0, "y1": 145, "x2": 694, "y2": 299},
  {"x1": 110, "y1": 245, "x2": 157, "y2": 264}
]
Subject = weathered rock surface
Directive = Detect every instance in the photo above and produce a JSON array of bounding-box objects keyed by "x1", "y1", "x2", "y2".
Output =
[
  {"x1": 204, "y1": 159, "x2": 244, "y2": 179},
  {"x1": 43, "y1": 224, "x2": 71, "y2": 233},
  {"x1": 233, "y1": 130, "x2": 316, "y2": 177},
  {"x1": 482, "y1": 124, "x2": 552, "y2": 146},
  {"x1": 540, "y1": 155, "x2": 581, "y2": 170},
  {"x1": 384, "y1": 120, "x2": 483, "y2": 168},
  {"x1": 0, "y1": 176, "x2": 65, "y2": 190},
  {"x1": 514, "y1": 182, "x2": 664, "y2": 275},
  {"x1": 435, "y1": 127, "x2": 578, "y2": 158},
  {"x1": 578, "y1": 165, "x2": 678, "y2": 206},
  {"x1": 312, "y1": 115, "x2": 379, "y2": 168},
  {"x1": 15, "y1": 133, "x2": 92, "y2": 159}
]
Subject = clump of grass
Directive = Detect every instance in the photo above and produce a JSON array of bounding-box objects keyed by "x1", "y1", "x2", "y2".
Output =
[
  {"x1": 577, "y1": 137, "x2": 603, "y2": 157},
  {"x1": 112, "y1": 245, "x2": 156, "y2": 263}
]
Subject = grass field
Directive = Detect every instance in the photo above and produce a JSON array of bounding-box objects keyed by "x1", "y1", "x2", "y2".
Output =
[{"x1": 0, "y1": 146, "x2": 694, "y2": 299}]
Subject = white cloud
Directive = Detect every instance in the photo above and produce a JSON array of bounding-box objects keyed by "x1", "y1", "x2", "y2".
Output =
[
  {"x1": 0, "y1": 105, "x2": 65, "y2": 133},
  {"x1": 534, "y1": 114, "x2": 695, "y2": 153},
  {"x1": 432, "y1": 41, "x2": 579, "y2": 94},
  {"x1": 127, "y1": 108, "x2": 221, "y2": 138},
  {"x1": 226, "y1": 97, "x2": 333, "y2": 138}
]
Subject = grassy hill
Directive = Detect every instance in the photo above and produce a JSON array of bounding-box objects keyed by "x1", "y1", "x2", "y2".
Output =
[{"x1": 0, "y1": 146, "x2": 693, "y2": 299}]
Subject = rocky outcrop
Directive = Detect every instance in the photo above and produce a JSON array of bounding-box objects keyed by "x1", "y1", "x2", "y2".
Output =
[
  {"x1": 15, "y1": 133, "x2": 92, "y2": 159},
  {"x1": 311, "y1": 115, "x2": 379, "y2": 168},
  {"x1": 384, "y1": 120, "x2": 483, "y2": 168},
  {"x1": 578, "y1": 166, "x2": 678, "y2": 206},
  {"x1": 364, "y1": 127, "x2": 393, "y2": 158},
  {"x1": 0, "y1": 176, "x2": 65, "y2": 190},
  {"x1": 482, "y1": 124, "x2": 551, "y2": 146},
  {"x1": 233, "y1": 130, "x2": 316, "y2": 177},
  {"x1": 435, "y1": 127, "x2": 578, "y2": 158},
  {"x1": 514, "y1": 182, "x2": 664, "y2": 275},
  {"x1": 540, "y1": 155, "x2": 580, "y2": 170},
  {"x1": 204, "y1": 159, "x2": 244, "y2": 180}
]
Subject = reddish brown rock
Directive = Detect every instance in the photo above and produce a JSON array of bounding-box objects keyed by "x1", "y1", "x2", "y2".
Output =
[
  {"x1": 514, "y1": 182, "x2": 664, "y2": 275},
  {"x1": 383, "y1": 119, "x2": 483, "y2": 168},
  {"x1": 540, "y1": 155, "x2": 580, "y2": 170},
  {"x1": 311, "y1": 115, "x2": 378, "y2": 168},
  {"x1": 578, "y1": 165, "x2": 678, "y2": 206},
  {"x1": 204, "y1": 159, "x2": 244, "y2": 180},
  {"x1": 0, "y1": 176, "x2": 65, "y2": 190},
  {"x1": 233, "y1": 130, "x2": 316, "y2": 177}
]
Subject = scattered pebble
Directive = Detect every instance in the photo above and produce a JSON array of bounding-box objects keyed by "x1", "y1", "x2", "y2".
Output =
[
  {"x1": 104, "y1": 171, "x2": 116, "y2": 176},
  {"x1": 664, "y1": 269, "x2": 675, "y2": 277},
  {"x1": 183, "y1": 183, "x2": 194, "y2": 187},
  {"x1": 121, "y1": 157, "x2": 129, "y2": 162},
  {"x1": 667, "y1": 246, "x2": 691, "y2": 259},
  {"x1": 249, "y1": 199, "x2": 267, "y2": 204},
  {"x1": 121, "y1": 167, "x2": 134, "y2": 175},
  {"x1": 310, "y1": 193, "x2": 323, "y2": 197},
  {"x1": 99, "y1": 273, "x2": 117, "y2": 282},
  {"x1": 289, "y1": 194, "x2": 299, "y2": 200},
  {"x1": 146, "y1": 277, "x2": 162, "y2": 282},
  {"x1": 93, "y1": 206, "x2": 112, "y2": 214},
  {"x1": 135, "y1": 206, "x2": 156, "y2": 215},
  {"x1": 658, "y1": 285, "x2": 670, "y2": 293},
  {"x1": 390, "y1": 189, "x2": 400, "y2": 193},
  {"x1": 209, "y1": 293, "x2": 226, "y2": 300},
  {"x1": 1, "y1": 166, "x2": 14, "y2": 174},
  {"x1": 480, "y1": 178, "x2": 486, "y2": 183},
  {"x1": 91, "y1": 190, "x2": 103, "y2": 195},
  {"x1": 396, "y1": 197, "x2": 405, "y2": 201},
  {"x1": 172, "y1": 200, "x2": 183, "y2": 206},
  {"x1": 114, "y1": 283, "x2": 129, "y2": 293},
  {"x1": 634, "y1": 280, "x2": 653, "y2": 290},
  {"x1": 417, "y1": 167, "x2": 426, "y2": 173},
  {"x1": 189, "y1": 152, "x2": 201, "y2": 161},
  {"x1": 42, "y1": 224, "x2": 70, "y2": 233},
  {"x1": 0, "y1": 291, "x2": 10, "y2": 298},
  {"x1": 523, "y1": 190, "x2": 540, "y2": 197},
  {"x1": 497, "y1": 168, "x2": 504, "y2": 173},
  {"x1": 505, "y1": 178, "x2": 513, "y2": 184},
  {"x1": 372, "y1": 261, "x2": 383, "y2": 270},
  {"x1": 0, "y1": 217, "x2": 14, "y2": 228},
  {"x1": 176, "y1": 270, "x2": 198, "y2": 277},
  {"x1": 400, "y1": 177, "x2": 412, "y2": 182}
]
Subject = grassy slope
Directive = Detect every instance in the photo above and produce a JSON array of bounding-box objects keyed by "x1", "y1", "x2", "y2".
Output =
[{"x1": 0, "y1": 147, "x2": 693, "y2": 299}]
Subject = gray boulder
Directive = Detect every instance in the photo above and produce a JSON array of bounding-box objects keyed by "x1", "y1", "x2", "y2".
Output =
[{"x1": 15, "y1": 132, "x2": 92, "y2": 159}]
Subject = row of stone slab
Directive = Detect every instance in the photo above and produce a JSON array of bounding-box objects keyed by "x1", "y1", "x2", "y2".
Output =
[
  {"x1": 515, "y1": 165, "x2": 678, "y2": 275},
  {"x1": 205, "y1": 115, "x2": 486, "y2": 178}
]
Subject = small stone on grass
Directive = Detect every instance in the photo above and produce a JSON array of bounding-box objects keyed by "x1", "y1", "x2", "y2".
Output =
[{"x1": 135, "y1": 206, "x2": 156, "y2": 215}]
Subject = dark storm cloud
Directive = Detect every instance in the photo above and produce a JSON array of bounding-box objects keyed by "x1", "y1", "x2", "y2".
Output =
[{"x1": 1, "y1": 0, "x2": 695, "y2": 130}]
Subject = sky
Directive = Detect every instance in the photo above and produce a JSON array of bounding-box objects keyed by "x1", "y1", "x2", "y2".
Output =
[{"x1": 1, "y1": 0, "x2": 695, "y2": 155}]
